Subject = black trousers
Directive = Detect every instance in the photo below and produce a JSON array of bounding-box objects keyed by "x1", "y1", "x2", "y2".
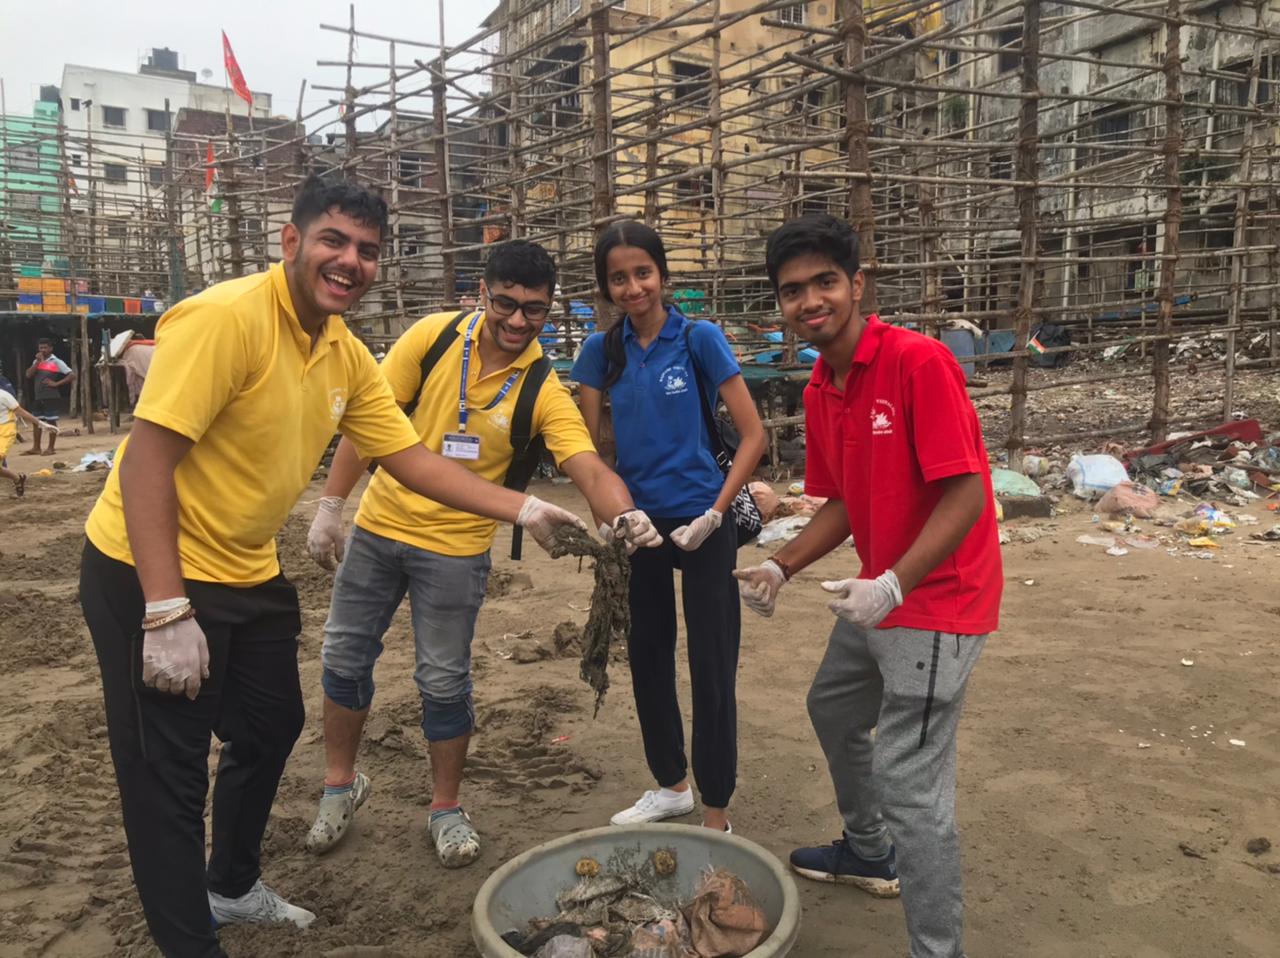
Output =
[
  {"x1": 80, "y1": 542, "x2": 306, "y2": 958},
  {"x1": 626, "y1": 515, "x2": 741, "y2": 808}
]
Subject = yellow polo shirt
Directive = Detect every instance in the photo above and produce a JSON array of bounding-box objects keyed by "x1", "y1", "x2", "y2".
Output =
[
  {"x1": 85, "y1": 263, "x2": 420, "y2": 585},
  {"x1": 355, "y1": 310, "x2": 595, "y2": 556}
]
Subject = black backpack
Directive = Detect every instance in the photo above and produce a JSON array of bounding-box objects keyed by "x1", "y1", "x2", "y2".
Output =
[{"x1": 382, "y1": 311, "x2": 552, "y2": 560}]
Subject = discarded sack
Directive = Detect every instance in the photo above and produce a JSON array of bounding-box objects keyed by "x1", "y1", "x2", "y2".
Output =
[
  {"x1": 682, "y1": 867, "x2": 769, "y2": 957},
  {"x1": 1066, "y1": 454, "x2": 1129, "y2": 500},
  {"x1": 1096, "y1": 482, "x2": 1161, "y2": 518},
  {"x1": 534, "y1": 935, "x2": 595, "y2": 958}
]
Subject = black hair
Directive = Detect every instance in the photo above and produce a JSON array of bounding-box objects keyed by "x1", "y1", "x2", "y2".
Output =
[
  {"x1": 484, "y1": 239, "x2": 557, "y2": 297},
  {"x1": 37, "y1": 337, "x2": 53, "y2": 347},
  {"x1": 594, "y1": 221, "x2": 670, "y2": 389},
  {"x1": 765, "y1": 213, "x2": 860, "y2": 293},
  {"x1": 593, "y1": 220, "x2": 669, "y2": 302},
  {"x1": 290, "y1": 173, "x2": 389, "y2": 238}
]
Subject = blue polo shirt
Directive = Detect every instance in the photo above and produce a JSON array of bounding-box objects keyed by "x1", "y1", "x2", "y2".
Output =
[{"x1": 572, "y1": 306, "x2": 740, "y2": 518}]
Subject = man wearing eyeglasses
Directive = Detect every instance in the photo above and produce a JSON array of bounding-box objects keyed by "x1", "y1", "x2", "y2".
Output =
[{"x1": 302, "y1": 239, "x2": 659, "y2": 868}]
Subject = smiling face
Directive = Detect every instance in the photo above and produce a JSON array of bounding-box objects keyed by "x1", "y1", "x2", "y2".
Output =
[
  {"x1": 775, "y1": 252, "x2": 864, "y2": 347},
  {"x1": 480, "y1": 279, "x2": 552, "y2": 355},
  {"x1": 604, "y1": 245, "x2": 666, "y2": 327},
  {"x1": 280, "y1": 208, "x2": 382, "y2": 325}
]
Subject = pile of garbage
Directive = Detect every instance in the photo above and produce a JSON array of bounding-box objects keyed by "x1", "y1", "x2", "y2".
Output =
[
  {"x1": 1099, "y1": 330, "x2": 1274, "y2": 365},
  {"x1": 995, "y1": 420, "x2": 1279, "y2": 509},
  {"x1": 503, "y1": 858, "x2": 770, "y2": 958}
]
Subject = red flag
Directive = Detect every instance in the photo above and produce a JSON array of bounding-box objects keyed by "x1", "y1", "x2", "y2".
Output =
[
  {"x1": 221, "y1": 31, "x2": 253, "y2": 107},
  {"x1": 204, "y1": 142, "x2": 216, "y2": 193}
]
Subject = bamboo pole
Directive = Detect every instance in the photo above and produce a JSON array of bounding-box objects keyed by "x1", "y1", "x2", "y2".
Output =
[{"x1": 1148, "y1": 0, "x2": 1184, "y2": 442}]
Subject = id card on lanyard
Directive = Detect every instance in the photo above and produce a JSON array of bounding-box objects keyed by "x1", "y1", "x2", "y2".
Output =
[{"x1": 442, "y1": 310, "x2": 522, "y2": 461}]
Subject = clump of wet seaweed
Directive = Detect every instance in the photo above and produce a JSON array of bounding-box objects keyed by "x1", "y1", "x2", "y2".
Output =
[{"x1": 548, "y1": 526, "x2": 630, "y2": 716}]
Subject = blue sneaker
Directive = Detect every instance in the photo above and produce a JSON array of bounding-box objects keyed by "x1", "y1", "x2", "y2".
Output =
[{"x1": 790, "y1": 839, "x2": 900, "y2": 898}]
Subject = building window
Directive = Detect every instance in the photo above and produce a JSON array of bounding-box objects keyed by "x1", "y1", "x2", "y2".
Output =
[
  {"x1": 11, "y1": 144, "x2": 40, "y2": 173},
  {"x1": 149, "y1": 166, "x2": 166, "y2": 187},
  {"x1": 11, "y1": 192, "x2": 40, "y2": 212},
  {"x1": 145, "y1": 109, "x2": 170, "y2": 132},
  {"x1": 70, "y1": 97, "x2": 80, "y2": 111},
  {"x1": 398, "y1": 153, "x2": 426, "y2": 186},
  {"x1": 103, "y1": 163, "x2": 128, "y2": 184},
  {"x1": 671, "y1": 61, "x2": 711, "y2": 109},
  {"x1": 72, "y1": 153, "x2": 82, "y2": 166},
  {"x1": 1086, "y1": 105, "x2": 1131, "y2": 165},
  {"x1": 778, "y1": 3, "x2": 805, "y2": 24},
  {"x1": 674, "y1": 170, "x2": 712, "y2": 209},
  {"x1": 102, "y1": 105, "x2": 127, "y2": 128},
  {"x1": 106, "y1": 219, "x2": 128, "y2": 240},
  {"x1": 991, "y1": 151, "x2": 1013, "y2": 180},
  {"x1": 997, "y1": 25, "x2": 1021, "y2": 75}
]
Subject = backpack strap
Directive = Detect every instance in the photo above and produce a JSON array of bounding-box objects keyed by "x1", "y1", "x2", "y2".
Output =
[
  {"x1": 402, "y1": 309, "x2": 469, "y2": 419},
  {"x1": 503, "y1": 356, "x2": 554, "y2": 560},
  {"x1": 368, "y1": 309, "x2": 468, "y2": 475}
]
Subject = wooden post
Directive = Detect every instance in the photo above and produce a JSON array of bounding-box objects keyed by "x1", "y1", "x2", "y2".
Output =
[
  {"x1": 839, "y1": 0, "x2": 877, "y2": 312},
  {"x1": 1223, "y1": 0, "x2": 1264, "y2": 419},
  {"x1": 710, "y1": 0, "x2": 724, "y2": 323},
  {"x1": 388, "y1": 41, "x2": 405, "y2": 332},
  {"x1": 589, "y1": 0, "x2": 614, "y2": 324},
  {"x1": 1005, "y1": 0, "x2": 1040, "y2": 473},
  {"x1": 222, "y1": 132, "x2": 245, "y2": 278},
  {"x1": 433, "y1": 54, "x2": 456, "y2": 305},
  {"x1": 644, "y1": 64, "x2": 660, "y2": 227},
  {"x1": 1149, "y1": 0, "x2": 1184, "y2": 442},
  {"x1": 163, "y1": 97, "x2": 185, "y2": 304},
  {"x1": 79, "y1": 312, "x2": 93, "y2": 433},
  {"x1": 343, "y1": 3, "x2": 359, "y2": 181}
]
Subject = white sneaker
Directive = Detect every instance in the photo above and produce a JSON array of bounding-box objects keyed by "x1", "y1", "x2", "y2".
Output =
[
  {"x1": 610, "y1": 788, "x2": 695, "y2": 826},
  {"x1": 208, "y1": 880, "x2": 316, "y2": 930}
]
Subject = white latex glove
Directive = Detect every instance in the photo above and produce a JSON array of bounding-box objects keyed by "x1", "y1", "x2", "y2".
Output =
[
  {"x1": 307, "y1": 496, "x2": 346, "y2": 570},
  {"x1": 732, "y1": 560, "x2": 786, "y2": 617},
  {"x1": 518, "y1": 495, "x2": 589, "y2": 553},
  {"x1": 821, "y1": 570, "x2": 904, "y2": 629},
  {"x1": 614, "y1": 510, "x2": 662, "y2": 550},
  {"x1": 670, "y1": 508, "x2": 723, "y2": 551},
  {"x1": 142, "y1": 618, "x2": 210, "y2": 701}
]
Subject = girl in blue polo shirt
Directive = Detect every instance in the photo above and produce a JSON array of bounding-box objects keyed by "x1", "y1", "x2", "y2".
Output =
[{"x1": 573, "y1": 220, "x2": 765, "y2": 832}]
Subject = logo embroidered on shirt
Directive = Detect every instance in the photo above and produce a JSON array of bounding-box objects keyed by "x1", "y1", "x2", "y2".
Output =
[
  {"x1": 488, "y1": 411, "x2": 511, "y2": 431},
  {"x1": 329, "y1": 388, "x2": 348, "y2": 422},
  {"x1": 659, "y1": 366, "x2": 689, "y2": 396},
  {"x1": 870, "y1": 398, "x2": 895, "y2": 435}
]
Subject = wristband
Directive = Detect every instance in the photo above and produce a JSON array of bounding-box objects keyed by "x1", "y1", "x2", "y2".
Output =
[
  {"x1": 768, "y1": 555, "x2": 793, "y2": 581},
  {"x1": 145, "y1": 597, "x2": 190, "y2": 616}
]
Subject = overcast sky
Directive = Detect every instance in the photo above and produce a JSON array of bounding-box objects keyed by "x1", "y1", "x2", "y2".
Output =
[{"x1": 0, "y1": 0, "x2": 492, "y2": 130}]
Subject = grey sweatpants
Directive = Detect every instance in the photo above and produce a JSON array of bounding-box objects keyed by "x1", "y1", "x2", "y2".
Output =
[{"x1": 807, "y1": 620, "x2": 987, "y2": 958}]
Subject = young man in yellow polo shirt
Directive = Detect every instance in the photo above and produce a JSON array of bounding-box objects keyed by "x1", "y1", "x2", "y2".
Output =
[
  {"x1": 78, "y1": 178, "x2": 587, "y2": 958},
  {"x1": 303, "y1": 240, "x2": 659, "y2": 866}
]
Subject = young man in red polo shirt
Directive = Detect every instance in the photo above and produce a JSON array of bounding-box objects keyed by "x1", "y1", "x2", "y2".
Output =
[{"x1": 735, "y1": 213, "x2": 1001, "y2": 958}]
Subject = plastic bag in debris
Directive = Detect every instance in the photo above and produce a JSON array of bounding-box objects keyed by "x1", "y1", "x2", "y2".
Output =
[
  {"x1": 533, "y1": 935, "x2": 594, "y2": 958},
  {"x1": 681, "y1": 867, "x2": 769, "y2": 957},
  {"x1": 1095, "y1": 482, "x2": 1160, "y2": 518},
  {"x1": 756, "y1": 515, "x2": 810, "y2": 545},
  {"x1": 1066, "y1": 454, "x2": 1129, "y2": 500},
  {"x1": 628, "y1": 916, "x2": 697, "y2": 958},
  {"x1": 991, "y1": 468, "x2": 1042, "y2": 498},
  {"x1": 747, "y1": 482, "x2": 780, "y2": 522}
]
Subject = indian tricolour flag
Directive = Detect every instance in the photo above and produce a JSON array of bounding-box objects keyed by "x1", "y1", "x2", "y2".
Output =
[
  {"x1": 1027, "y1": 335, "x2": 1046, "y2": 358},
  {"x1": 205, "y1": 142, "x2": 222, "y2": 213}
]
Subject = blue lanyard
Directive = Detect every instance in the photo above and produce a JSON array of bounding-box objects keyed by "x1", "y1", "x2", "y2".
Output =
[{"x1": 457, "y1": 311, "x2": 523, "y2": 433}]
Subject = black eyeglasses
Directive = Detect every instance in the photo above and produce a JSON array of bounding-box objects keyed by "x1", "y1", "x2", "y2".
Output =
[{"x1": 486, "y1": 292, "x2": 551, "y2": 322}]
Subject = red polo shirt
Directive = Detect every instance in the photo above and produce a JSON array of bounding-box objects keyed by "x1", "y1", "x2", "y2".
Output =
[{"x1": 804, "y1": 315, "x2": 1002, "y2": 634}]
